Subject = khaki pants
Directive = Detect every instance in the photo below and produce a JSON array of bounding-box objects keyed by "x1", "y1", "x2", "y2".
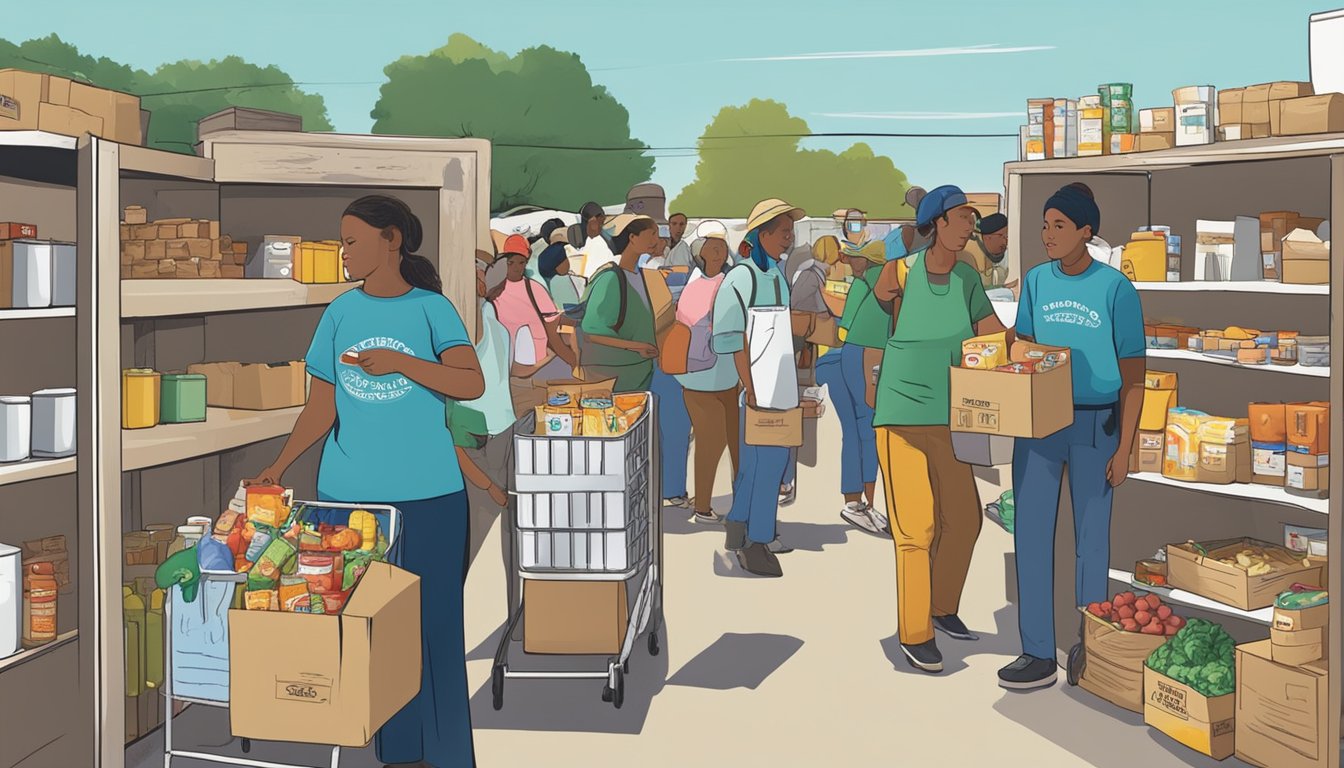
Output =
[
  {"x1": 876, "y1": 425, "x2": 983, "y2": 645},
  {"x1": 683, "y1": 388, "x2": 740, "y2": 515},
  {"x1": 462, "y1": 428, "x2": 519, "y2": 636}
]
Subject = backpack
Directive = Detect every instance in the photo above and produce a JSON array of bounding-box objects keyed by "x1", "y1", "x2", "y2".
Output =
[
  {"x1": 563, "y1": 264, "x2": 628, "y2": 333},
  {"x1": 878, "y1": 254, "x2": 913, "y2": 337}
]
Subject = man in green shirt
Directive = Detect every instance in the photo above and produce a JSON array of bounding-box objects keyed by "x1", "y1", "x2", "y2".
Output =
[
  {"x1": 868, "y1": 185, "x2": 1011, "y2": 675},
  {"x1": 578, "y1": 214, "x2": 661, "y2": 392}
]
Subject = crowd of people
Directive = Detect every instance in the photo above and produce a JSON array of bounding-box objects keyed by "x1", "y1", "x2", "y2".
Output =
[{"x1": 246, "y1": 179, "x2": 1145, "y2": 766}]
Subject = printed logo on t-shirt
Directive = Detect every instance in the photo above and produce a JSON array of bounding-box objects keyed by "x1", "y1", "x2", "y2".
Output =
[
  {"x1": 1039, "y1": 299, "x2": 1102, "y2": 329},
  {"x1": 338, "y1": 337, "x2": 417, "y2": 402}
]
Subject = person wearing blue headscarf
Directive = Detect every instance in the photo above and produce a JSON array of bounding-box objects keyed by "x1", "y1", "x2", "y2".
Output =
[
  {"x1": 538, "y1": 232, "x2": 584, "y2": 311},
  {"x1": 710, "y1": 199, "x2": 804, "y2": 576},
  {"x1": 999, "y1": 182, "x2": 1146, "y2": 692}
]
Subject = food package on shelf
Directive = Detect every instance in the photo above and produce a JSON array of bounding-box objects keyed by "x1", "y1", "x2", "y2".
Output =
[
  {"x1": 1277, "y1": 93, "x2": 1344, "y2": 137},
  {"x1": 1281, "y1": 228, "x2": 1330, "y2": 285},
  {"x1": 1144, "y1": 618, "x2": 1236, "y2": 759},
  {"x1": 1079, "y1": 592, "x2": 1185, "y2": 713},
  {"x1": 1195, "y1": 417, "x2": 1251, "y2": 485},
  {"x1": 1249, "y1": 403, "x2": 1289, "y2": 486},
  {"x1": 1166, "y1": 538, "x2": 1324, "y2": 611},
  {"x1": 1270, "y1": 588, "x2": 1328, "y2": 667},
  {"x1": 1162, "y1": 407, "x2": 1206, "y2": 481},
  {"x1": 1286, "y1": 403, "x2": 1330, "y2": 497},
  {"x1": 1193, "y1": 221, "x2": 1235, "y2": 281}
]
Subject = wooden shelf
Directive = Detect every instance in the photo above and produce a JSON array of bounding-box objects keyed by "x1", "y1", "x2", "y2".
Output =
[
  {"x1": 118, "y1": 144, "x2": 213, "y2": 182},
  {"x1": 121, "y1": 280, "x2": 358, "y2": 318},
  {"x1": 122, "y1": 406, "x2": 302, "y2": 471},
  {"x1": 1108, "y1": 570, "x2": 1273, "y2": 625},
  {"x1": 0, "y1": 631, "x2": 78, "y2": 675},
  {"x1": 0, "y1": 457, "x2": 77, "y2": 488},
  {"x1": 1132, "y1": 281, "x2": 1328, "y2": 295},
  {"x1": 1006, "y1": 132, "x2": 1344, "y2": 173},
  {"x1": 1128, "y1": 471, "x2": 1328, "y2": 515},
  {"x1": 0, "y1": 307, "x2": 75, "y2": 321},
  {"x1": 1146, "y1": 349, "x2": 1331, "y2": 378}
]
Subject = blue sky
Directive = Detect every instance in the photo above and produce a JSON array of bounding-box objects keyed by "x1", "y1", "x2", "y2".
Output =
[{"x1": 5, "y1": 0, "x2": 1330, "y2": 205}]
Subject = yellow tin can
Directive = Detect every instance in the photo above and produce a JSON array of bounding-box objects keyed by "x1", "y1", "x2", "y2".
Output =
[{"x1": 122, "y1": 368, "x2": 162, "y2": 429}]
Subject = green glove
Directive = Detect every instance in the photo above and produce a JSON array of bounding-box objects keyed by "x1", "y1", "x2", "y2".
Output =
[{"x1": 155, "y1": 547, "x2": 202, "y2": 603}]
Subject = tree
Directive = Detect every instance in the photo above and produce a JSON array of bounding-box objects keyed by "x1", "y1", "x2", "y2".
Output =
[
  {"x1": 672, "y1": 100, "x2": 913, "y2": 219},
  {"x1": 371, "y1": 34, "x2": 653, "y2": 213},
  {"x1": 0, "y1": 35, "x2": 332, "y2": 154}
]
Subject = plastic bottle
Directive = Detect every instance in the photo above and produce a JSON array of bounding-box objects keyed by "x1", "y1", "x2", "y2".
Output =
[
  {"x1": 145, "y1": 589, "x2": 164, "y2": 690},
  {"x1": 123, "y1": 587, "x2": 146, "y2": 698}
]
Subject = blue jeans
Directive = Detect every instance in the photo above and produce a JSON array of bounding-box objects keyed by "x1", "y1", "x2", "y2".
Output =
[
  {"x1": 728, "y1": 404, "x2": 790, "y2": 544},
  {"x1": 322, "y1": 491, "x2": 475, "y2": 767},
  {"x1": 652, "y1": 369, "x2": 691, "y2": 499},
  {"x1": 1012, "y1": 407, "x2": 1119, "y2": 661},
  {"x1": 816, "y1": 345, "x2": 878, "y2": 494}
]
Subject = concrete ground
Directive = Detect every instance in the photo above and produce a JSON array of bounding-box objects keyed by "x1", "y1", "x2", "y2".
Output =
[{"x1": 129, "y1": 405, "x2": 1242, "y2": 768}]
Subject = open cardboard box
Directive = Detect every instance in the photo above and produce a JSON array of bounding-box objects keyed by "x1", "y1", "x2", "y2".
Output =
[
  {"x1": 1166, "y1": 538, "x2": 1324, "y2": 611},
  {"x1": 949, "y1": 341, "x2": 1074, "y2": 439},
  {"x1": 229, "y1": 561, "x2": 421, "y2": 748}
]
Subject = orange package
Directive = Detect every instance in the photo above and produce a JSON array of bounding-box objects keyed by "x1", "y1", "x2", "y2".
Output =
[
  {"x1": 1247, "y1": 403, "x2": 1287, "y2": 444},
  {"x1": 1287, "y1": 404, "x2": 1329, "y2": 455}
]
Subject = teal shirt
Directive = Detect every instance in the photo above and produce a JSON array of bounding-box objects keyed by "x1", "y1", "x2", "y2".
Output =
[
  {"x1": 710, "y1": 260, "x2": 791, "y2": 356},
  {"x1": 447, "y1": 302, "x2": 516, "y2": 440},
  {"x1": 676, "y1": 348, "x2": 740, "y2": 392},
  {"x1": 306, "y1": 287, "x2": 472, "y2": 502}
]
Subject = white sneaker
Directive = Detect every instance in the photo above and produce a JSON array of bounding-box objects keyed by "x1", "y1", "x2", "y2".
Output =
[
  {"x1": 778, "y1": 483, "x2": 797, "y2": 507},
  {"x1": 867, "y1": 505, "x2": 891, "y2": 536},
  {"x1": 841, "y1": 502, "x2": 881, "y2": 534}
]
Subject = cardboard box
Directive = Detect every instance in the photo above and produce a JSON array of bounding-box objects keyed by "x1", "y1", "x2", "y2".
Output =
[
  {"x1": 1139, "y1": 107, "x2": 1175, "y2": 133},
  {"x1": 745, "y1": 406, "x2": 803, "y2": 448},
  {"x1": 523, "y1": 579, "x2": 628, "y2": 655},
  {"x1": 1282, "y1": 228, "x2": 1329, "y2": 262},
  {"x1": 1286, "y1": 452, "x2": 1329, "y2": 494},
  {"x1": 1235, "y1": 640, "x2": 1329, "y2": 768},
  {"x1": 1143, "y1": 665, "x2": 1235, "y2": 759},
  {"x1": 1277, "y1": 94, "x2": 1344, "y2": 136},
  {"x1": 950, "y1": 432, "x2": 1014, "y2": 467},
  {"x1": 1270, "y1": 626, "x2": 1326, "y2": 666},
  {"x1": 41, "y1": 75, "x2": 72, "y2": 107},
  {"x1": 0, "y1": 69, "x2": 43, "y2": 130},
  {"x1": 949, "y1": 342, "x2": 1073, "y2": 439},
  {"x1": 1135, "y1": 430, "x2": 1165, "y2": 474},
  {"x1": 229, "y1": 561, "x2": 421, "y2": 748},
  {"x1": 1078, "y1": 609, "x2": 1168, "y2": 713},
  {"x1": 1287, "y1": 404, "x2": 1329, "y2": 454},
  {"x1": 1273, "y1": 602, "x2": 1328, "y2": 632},
  {"x1": 1166, "y1": 538, "x2": 1324, "y2": 611},
  {"x1": 1283, "y1": 259, "x2": 1330, "y2": 285},
  {"x1": 1219, "y1": 87, "x2": 1245, "y2": 125},
  {"x1": 1218, "y1": 123, "x2": 1271, "y2": 141},
  {"x1": 68, "y1": 80, "x2": 142, "y2": 145},
  {"x1": 37, "y1": 102, "x2": 103, "y2": 137},
  {"x1": 537, "y1": 377, "x2": 616, "y2": 402},
  {"x1": 1139, "y1": 371, "x2": 1177, "y2": 432},
  {"x1": 0, "y1": 222, "x2": 37, "y2": 240},
  {"x1": 123, "y1": 206, "x2": 148, "y2": 226},
  {"x1": 1134, "y1": 132, "x2": 1175, "y2": 152},
  {"x1": 187, "y1": 360, "x2": 308, "y2": 410}
]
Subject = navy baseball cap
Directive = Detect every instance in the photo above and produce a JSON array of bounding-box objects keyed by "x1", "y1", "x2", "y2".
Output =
[
  {"x1": 979, "y1": 213, "x2": 1008, "y2": 235},
  {"x1": 916, "y1": 185, "x2": 971, "y2": 228}
]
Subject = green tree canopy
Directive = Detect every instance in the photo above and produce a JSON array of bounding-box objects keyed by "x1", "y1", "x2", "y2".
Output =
[
  {"x1": 371, "y1": 34, "x2": 653, "y2": 213},
  {"x1": 0, "y1": 34, "x2": 332, "y2": 153},
  {"x1": 672, "y1": 99, "x2": 912, "y2": 220}
]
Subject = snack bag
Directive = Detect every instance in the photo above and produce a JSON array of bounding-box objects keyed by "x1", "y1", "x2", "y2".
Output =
[{"x1": 962, "y1": 332, "x2": 1009, "y2": 370}]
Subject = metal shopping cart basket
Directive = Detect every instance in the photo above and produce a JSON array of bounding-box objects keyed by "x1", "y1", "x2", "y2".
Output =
[
  {"x1": 161, "y1": 501, "x2": 401, "y2": 768},
  {"x1": 491, "y1": 392, "x2": 663, "y2": 710}
]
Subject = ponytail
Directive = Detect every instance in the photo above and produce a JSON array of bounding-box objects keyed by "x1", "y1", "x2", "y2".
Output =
[{"x1": 342, "y1": 195, "x2": 441, "y2": 293}]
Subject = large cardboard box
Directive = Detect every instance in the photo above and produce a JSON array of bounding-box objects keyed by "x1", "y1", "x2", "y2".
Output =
[
  {"x1": 37, "y1": 102, "x2": 103, "y2": 137},
  {"x1": 229, "y1": 561, "x2": 421, "y2": 748},
  {"x1": 745, "y1": 405, "x2": 803, "y2": 447},
  {"x1": 1078, "y1": 609, "x2": 1168, "y2": 713},
  {"x1": 1283, "y1": 260, "x2": 1330, "y2": 285},
  {"x1": 186, "y1": 361, "x2": 307, "y2": 410},
  {"x1": 1277, "y1": 94, "x2": 1344, "y2": 136},
  {"x1": 1166, "y1": 538, "x2": 1324, "y2": 611},
  {"x1": 1243, "y1": 82, "x2": 1314, "y2": 125},
  {"x1": 523, "y1": 579, "x2": 628, "y2": 655},
  {"x1": 1219, "y1": 87, "x2": 1245, "y2": 125},
  {"x1": 1144, "y1": 665, "x2": 1236, "y2": 759},
  {"x1": 1135, "y1": 132, "x2": 1175, "y2": 152},
  {"x1": 1139, "y1": 107, "x2": 1175, "y2": 133},
  {"x1": 950, "y1": 342, "x2": 1073, "y2": 439},
  {"x1": 1235, "y1": 640, "x2": 1329, "y2": 768},
  {"x1": 0, "y1": 69, "x2": 43, "y2": 130},
  {"x1": 67, "y1": 80, "x2": 142, "y2": 145}
]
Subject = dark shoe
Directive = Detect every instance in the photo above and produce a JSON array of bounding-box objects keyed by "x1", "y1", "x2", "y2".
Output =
[
  {"x1": 998, "y1": 654, "x2": 1058, "y2": 690},
  {"x1": 724, "y1": 521, "x2": 747, "y2": 551},
  {"x1": 900, "y1": 640, "x2": 943, "y2": 673},
  {"x1": 933, "y1": 613, "x2": 980, "y2": 641},
  {"x1": 737, "y1": 543, "x2": 783, "y2": 577}
]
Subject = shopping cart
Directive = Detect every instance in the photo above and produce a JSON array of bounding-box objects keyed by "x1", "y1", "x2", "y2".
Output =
[
  {"x1": 161, "y1": 501, "x2": 401, "y2": 768},
  {"x1": 491, "y1": 393, "x2": 663, "y2": 710}
]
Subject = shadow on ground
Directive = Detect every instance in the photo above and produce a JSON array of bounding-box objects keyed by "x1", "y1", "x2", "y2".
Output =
[
  {"x1": 880, "y1": 605, "x2": 1022, "y2": 677},
  {"x1": 666, "y1": 632, "x2": 804, "y2": 691},
  {"x1": 124, "y1": 704, "x2": 384, "y2": 768}
]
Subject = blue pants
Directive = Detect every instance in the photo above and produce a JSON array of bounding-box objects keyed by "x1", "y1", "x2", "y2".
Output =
[
  {"x1": 322, "y1": 491, "x2": 475, "y2": 767},
  {"x1": 652, "y1": 369, "x2": 690, "y2": 499},
  {"x1": 1012, "y1": 407, "x2": 1119, "y2": 661},
  {"x1": 816, "y1": 345, "x2": 878, "y2": 494},
  {"x1": 728, "y1": 404, "x2": 790, "y2": 545}
]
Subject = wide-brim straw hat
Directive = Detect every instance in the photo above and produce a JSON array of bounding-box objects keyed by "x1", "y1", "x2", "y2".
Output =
[
  {"x1": 606, "y1": 213, "x2": 654, "y2": 237},
  {"x1": 746, "y1": 199, "x2": 806, "y2": 233}
]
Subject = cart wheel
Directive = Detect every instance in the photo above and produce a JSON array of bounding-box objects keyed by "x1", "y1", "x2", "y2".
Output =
[
  {"x1": 612, "y1": 667, "x2": 625, "y2": 709},
  {"x1": 241, "y1": 739, "x2": 251, "y2": 754},
  {"x1": 1066, "y1": 643, "x2": 1085, "y2": 687},
  {"x1": 491, "y1": 665, "x2": 505, "y2": 711},
  {"x1": 648, "y1": 631, "x2": 661, "y2": 657}
]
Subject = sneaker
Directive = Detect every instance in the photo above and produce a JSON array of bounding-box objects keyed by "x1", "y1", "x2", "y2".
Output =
[
  {"x1": 691, "y1": 509, "x2": 724, "y2": 525},
  {"x1": 866, "y1": 505, "x2": 891, "y2": 535},
  {"x1": 998, "y1": 655, "x2": 1058, "y2": 691},
  {"x1": 841, "y1": 502, "x2": 881, "y2": 534},
  {"x1": 778, "y1": 483, "x2": 796, "y2": 507},
  {"x1": 724, "y1": 521, "x2": 747, "y2": 551},
  {"x1": 766, "y1": 537, "x2": 794, "y2": 554},
  {"x1": 900, "y1": 640, "x2": 944, "y2": 673},
  {"x1": 664, "y1": 496, "x2": 692, "y2": 509},
  {"x1": 737, "y1": 542, "x2": 783, "y2": 577},
  {"x1": 933, "y1": 614, "x2": 980, "y2": 641}
]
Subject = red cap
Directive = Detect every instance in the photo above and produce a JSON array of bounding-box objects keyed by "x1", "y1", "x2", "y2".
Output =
[{"x1": 502, "y1": 234, "x2": 530, "y2": 257}]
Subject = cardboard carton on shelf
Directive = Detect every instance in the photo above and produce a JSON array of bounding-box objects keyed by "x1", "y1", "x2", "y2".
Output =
[
  {"x1": 1165, "y1": 538, "x2": 1325, "y2": 611},
  {"x1": 523, "y1": 579, "x2": 629, "y2": 655},
  {"x1": 1143, "y1": 665, "x2": 1235, "y2": 760},
  {"x1": 0, "y1": 69, "x2": 142, "y2": 144},
  {"x1": 1139, "y1": 107, "x2": 1175, "y2": 133},
  {"x1": 1269, "y1": 625, "x2": 1326, "y2": 666},
  {"x1": 1218, "y1": 124, "x2": 1271, "y2": 142},
  {"x1": 1281, "y1": 228, "x2": 1331, "y2": 285},
  {"x1": 229, "y1": 561, "x2": 421, "y2": 748},
  {"x1": 1277, "y1": 93, "x2": 1344, "y2": 136},
  {"x1": 950, "y1": 341, "x2": 1073, "y2": 439},
  {"x1": 1242, "y1": 81, "x2": 1314, "y2": 125},
  {"x1": 186, "y1": 361, "x2": 308, "y2": 411},
  {"x1": 1235, "y1": 640, "x2": 1329, "y2": 768},
  {"x1": 1219, "y1": 87, "x2": 1245, "y2": 124},
  {"x1": 1134, "y1": 133, "x2": 1175, "y2": 152}
]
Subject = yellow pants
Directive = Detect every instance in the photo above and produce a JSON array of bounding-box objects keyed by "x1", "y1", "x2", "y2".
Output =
[{"x1": 876, "y1": 426, "x2": 983, "y2": 645}]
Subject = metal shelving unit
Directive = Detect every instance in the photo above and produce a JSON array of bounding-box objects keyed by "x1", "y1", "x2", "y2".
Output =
[{"x1": 1005, "y1": 133, "x2": 1342, "y2": 768}]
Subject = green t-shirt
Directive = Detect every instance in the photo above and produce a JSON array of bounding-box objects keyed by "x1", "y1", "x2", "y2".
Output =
[
  {"x1": 579, "y1": 266, "x2": 656, "y2": 392},
  {"x1": 839, "y1": 265, "x2": 887, "y2": 349},
  {"x1": 873, "y1": 251, "x2": 994, "y2": 428}
]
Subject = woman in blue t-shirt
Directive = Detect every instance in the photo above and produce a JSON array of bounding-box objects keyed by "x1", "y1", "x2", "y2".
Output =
[{"x1": 247, "y1": 195, "x2": 484, "y2": 768}]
